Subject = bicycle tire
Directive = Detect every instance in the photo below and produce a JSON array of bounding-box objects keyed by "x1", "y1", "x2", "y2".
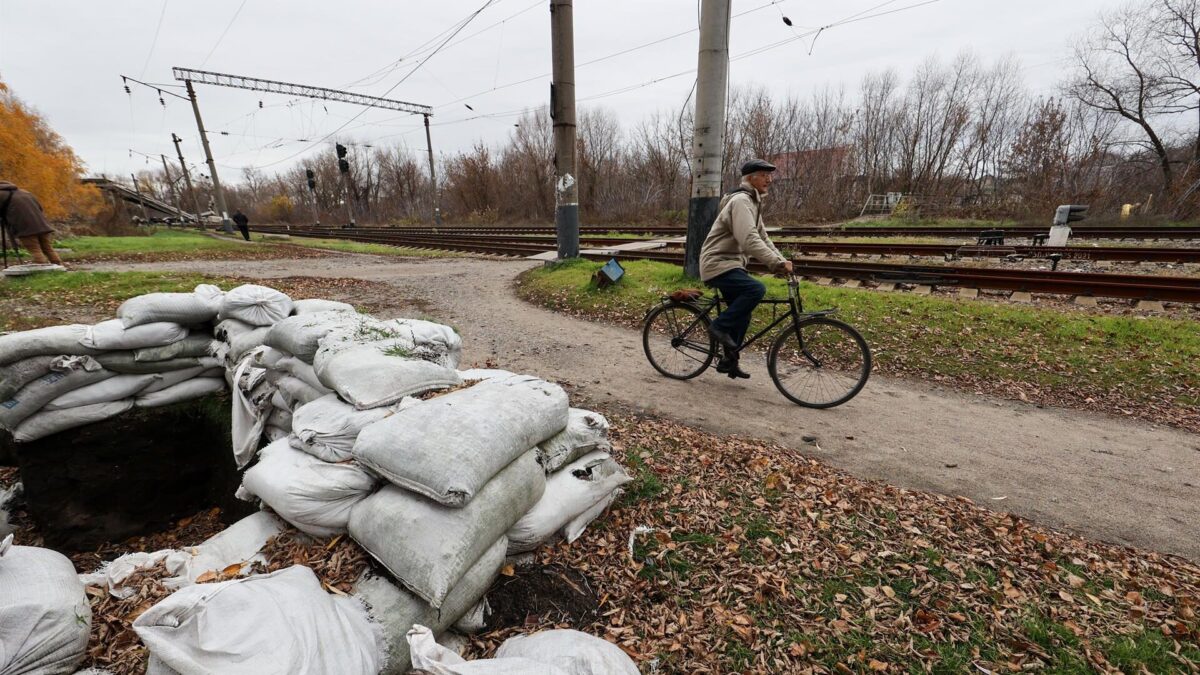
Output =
[
  {"x1": 642, "y1": 302, "x2": 717, "y2": 380},
  {"x1": 767, "y1": 317, "x2": 871, "y2": 408}
]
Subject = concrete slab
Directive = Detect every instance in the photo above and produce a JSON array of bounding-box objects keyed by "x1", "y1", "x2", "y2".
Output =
[
  {"x1": 1074, "y1": 295, "x2": 1099, "y2": 307},
  {"x1": 607, "y1": 240, "x2": 668, "y2": 251},
  {"x1": 661, "y1": 236, "x2": 688, "y2": 243},
  {"x1": 527, "y1": 251, "x2": 559, "y2": 261},
  {"x1": 1136, "y1": 300, "x2": 1165, "y2": 312},
  {"x1": 843, "y1": 280, "x2": 862, "y2": 289},
  {"x1": 913, "y1": 285, "x2": 933, "y2": 295},
  {"x1": 874, "y1": 282, "x2": 896, "y2": 292},
  {"x1": 958, "y1": 288, "x2": 979, "y2": 299},
  {"x1": 580, "y1": 248, "x2": 619, "y2": 256},
  {"x1": 816, "y1": 277, "x2": 834, "y2": 286},
  {"x1": 1010, "y1": 291, "x2": 1033, "y2": 303}
]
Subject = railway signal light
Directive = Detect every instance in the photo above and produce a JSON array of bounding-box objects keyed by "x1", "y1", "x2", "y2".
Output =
[
  {"x1": 1053, "y1": 204, "x2": 1088, "y2": 226},
  {"x1": 305, "y1": 168, "x2": 316, "y2": 190},
  {"x1": 337, "y1": 158, "x2": 350, "y2": 174},
  {"x1": 335, "y1": 143, "x2": 348, "y2": 159}
]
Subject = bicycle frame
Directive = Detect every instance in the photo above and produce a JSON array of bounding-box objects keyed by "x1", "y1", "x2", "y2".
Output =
[{"x1": 683, "y1": 276, "x2": 834, "y2": 357}]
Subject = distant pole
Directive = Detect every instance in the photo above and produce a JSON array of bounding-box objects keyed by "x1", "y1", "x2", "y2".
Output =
[
  {"x1": 423, "y1": 114, "x2": 442, "y2": 226},
  {"x1": 684, "y1": 0, "x2": 732, "y2": 278},
  {"x1": 171, "y1": 132, "x2": 204, "y2": 227},
  {"x1": 159, "y1": 154, "x2": 183, "y2": 223},
  {"x1": 550, "y1": 0, "x2": 579, "y2": 258},
  {"x1": 184, "y1": 79, "x2": 233, "y2": 234},
  {"x1": 130, "y1": 173, "x2": 150, "y2": 222},
  {"x1": 305, "y1": 168, "x2": 320, "y2": 227},
  {"x1": 335, "y1": 143, "x2": 357, "y2": 227}
]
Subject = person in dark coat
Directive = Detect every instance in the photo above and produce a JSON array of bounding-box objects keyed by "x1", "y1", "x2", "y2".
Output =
[
  {"x1": 0, "y1": 180, "x2": 64, "y2": 266},
  {"x1": 232, "y1": 209, "x2": 250, "y2": 241}
]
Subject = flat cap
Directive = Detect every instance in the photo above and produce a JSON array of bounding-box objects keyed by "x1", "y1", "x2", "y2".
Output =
[{"x1": 740, "y1": 158, "x2": 777, "y2": 176}]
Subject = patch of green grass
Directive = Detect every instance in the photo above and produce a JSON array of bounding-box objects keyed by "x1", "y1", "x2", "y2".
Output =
[
  {"x1": 516, "y1": 258, "x2": 1199, "y2": 417},
  {"x1": 840, "y1": 217, "x2": 1021, "y2": 229},
  {"x1": 59, "y1": 229, "x2": 246, "y2": 258},
  {"x1": 1103, "y1": 629, "x2": 1200, "y2": 672},
  {"x1": 260, "y1": 235, "x2": 458, "y2": 258},
  {"x1": 618, "y1": 450, "x2": 665, "y2": 506}
]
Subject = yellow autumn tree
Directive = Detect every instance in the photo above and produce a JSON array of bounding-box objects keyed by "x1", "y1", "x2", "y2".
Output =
[{"x1": 0, "y1": 78, "x2": 101, "y2": 219}]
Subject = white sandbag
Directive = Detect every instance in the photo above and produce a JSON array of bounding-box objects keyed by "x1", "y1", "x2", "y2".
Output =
[
  {"x1": 455, "y1": 368, "x2": 516, "y2": 383},
  {"x1": 264, "y1": 311, "x2": 364, "y2": 364},
  {"x1": 239, "y1": 438, "x2": 377, "y2": 538},
  {"x1": 80, "y1": 319, "x2": 188, "y2": 351},
  {"x1": 274, "y1": 375, "x2": 327, "y2": 408},
  {"x1": 315, "y1": 344, "x2": 460, "y2": 410},
  {"x1": 292, "y1": 298, "x2": 355, "y2": 315},
  {"x1": 0, "y1": 324, "x2": 101, "y2": 365},
  {"x1": 452, "y1": 600, "x2": 490, "y2": 634},
  {"x1": 407, "y1": 626, "x2": 567, "y2": 675},
  {"x1": 94, "y1": 353, "x2": 221, "y2": 375},
  {"x1": 537, "y1": 409, "x2": 612, "y2": 473},
  {"x1": 0, "y1": 483, "x2": 20, "y2": 540},
  {"x1": 291, "y1": 394, "x2": 395, "y2": 463},
  {"x1": 45, "y1": 373, "x2": 161, "y2": 410},
  {"x1": 496, "y1": 630, "x2": 640, "y2": 675},
  {"x1": 79, "y1": 549, "x2": 174, "y2": 599},
  {"x1": 0, "y1": 355, "x2": 56, "y2": 401},
  {"x1": 253, "y1": 346, "x2": 287, "y2": 369},
  {"x1": 229, "y1": 352, "x2": 273, "y2": 468},
  {"x1": 355, "y1": 537, "x2": 505, "y2": 675},
  {"x1": 135, "y1": 377, "x2": 225, "y2": 408},
  {"x1": 507, "y1": 452, "x2": 632, "y2": 554},
  {"x1": 353, "y1": 377, "x2": 568, "y2": 506},
  {"x1": 164, "y1": 511, "x2": 285, "y2": 589},
  {"x1": 0, "y1": 357, "x2": 114, "y2": 430},
  {"x1": 270, "y1": 390, "x2": 289, "y2": 411},
  {"x1": 384, "y1": 318, "x2": 462, "y2": 369},
  {"x1": 133, "y1": 565, "x2": 384, "y2": 675},
  {"x1": 263, "y1": 426, "x2": 289, "y2": 442},
  {"x1": 117, "y1": 284, "x2": 224, "y2": 328},
  {"x1": 13, "y1": 400, "x2": 134, "y2": 442},
  {"x1": 349, "y1": 451, "x2": 544, "y2": 608},
  {"x1": 213, "y1": 317, "x2": 256, "y2": 342},
  {"x1": 219, "y1": 284, "x2": 294, "y2": 327},
  {"x1": 228, "y1": 328, "x2": 273, "y2": 364},
  {"x1": 140, "y1": 366, "x2": 220, "y2": 394},
  {"x1": 315, "y1": 316, "x2": 462, "y2": 369},
  {"x1": 0, "y1": 535, "x2": 92, "y2": 675},
  {"x1": 267, "y1": 407, "x2": 292, "y2": 430},
  {"x1": 134, "y1": 334, "x2": 218, "y2": 362},
  {"x1": 274, "y1": 355, "x2": 332, "y2": 395}
]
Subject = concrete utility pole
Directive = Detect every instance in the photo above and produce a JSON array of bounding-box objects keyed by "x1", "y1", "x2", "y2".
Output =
[
  {"x1": 171, "y1": 133, "x2": 204, "y2": 228},
  {"x1": 550, "y1": 0, "x2": 579, "y2": 259},
  {"x1": 130, "y1": 173, "x2": 150, "y2": 222},
  {"x1": 684, "y1": 0, "x2": 733, "y2": 278},
  {"x1": 184, "y1": 80, "x2": 233, "y2": 234},
  {"x1": 335, "y1": 143, "x2": 357, "y2": 227},
  {"x1": 423, "y1": 115, "x2": 442, "y2": 226},
  {"x1": 159, "y1": 154, "x2": 183, "y2": 222}
]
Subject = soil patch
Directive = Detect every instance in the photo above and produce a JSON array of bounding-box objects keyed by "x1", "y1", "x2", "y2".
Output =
[{"x1": 482, "y1": 563, "x2": 601, "y2": 631}]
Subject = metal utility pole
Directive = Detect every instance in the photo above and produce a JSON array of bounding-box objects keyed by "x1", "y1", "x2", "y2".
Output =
[
  {"x1": 305, "y1": 168, "x2": 320, "y2": 227},
  {"x1": 423, "y1": 115, "x2": 442, "y2": 226},
  {"x1": 684, "y1": 0, "x2": 732, "y2": 278},
  {"x1": 550, "y1": 0, "x2": 579, "y2": 259},
  {"x1": 171, "y1": 133, "x2": 204, "y2": 228},
  {"x1": 183, "y1": 79, "x2": 233, "y2": 234},
  {"x1": 130, "y1": 173, "x2": 150, "y2": 222},
  {"x1": 159, "y1": 155, "x2": 183, "y2": 222}
]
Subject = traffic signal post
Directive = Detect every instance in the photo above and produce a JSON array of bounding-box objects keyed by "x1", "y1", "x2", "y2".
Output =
[{"x1": 1049, "y1": 204, "x2": 1088, "y2": 246}]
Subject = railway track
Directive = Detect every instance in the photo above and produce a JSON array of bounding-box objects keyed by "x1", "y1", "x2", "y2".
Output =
[{"x1": 254, "y1": 226, "x2": 1200, "y2": 303}]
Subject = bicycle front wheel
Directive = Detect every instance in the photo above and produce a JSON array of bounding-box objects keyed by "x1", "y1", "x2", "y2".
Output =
[
  {"x1": 768, "y1": 317, "x2": 871, "y2": 408},
  {"x1": 642, "y1": 302, "x2": 717, "y2": 380}
]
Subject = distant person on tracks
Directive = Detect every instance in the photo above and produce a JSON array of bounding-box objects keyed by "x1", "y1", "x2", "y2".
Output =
[
  {"x1": 232, "y1": 208, "x2": 250, "y2": 241},
  {"x1": 699, "y1": 158, "x2": 794, "y2": 380},
  {"x1": 0, "y1": 178, "x2": 66, "y2": 267}
]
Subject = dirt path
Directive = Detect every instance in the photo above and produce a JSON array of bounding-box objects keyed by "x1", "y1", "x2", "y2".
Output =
[{"x1": 85, "y1": 254, "x2": 1200, "y2": 561}]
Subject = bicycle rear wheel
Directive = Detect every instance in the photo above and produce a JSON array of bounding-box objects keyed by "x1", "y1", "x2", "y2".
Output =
[
  {"x1": 642, "y1": 302, "x2": 717, "y2": 380},
  {"x1": 768, "y1": 317, "x2": 871, "y2": 408}
]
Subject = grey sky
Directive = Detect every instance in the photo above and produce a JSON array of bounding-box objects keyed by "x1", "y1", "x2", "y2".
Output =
[{"x1": 0, "y1": 0, "x2": 1112, "y2": 182}]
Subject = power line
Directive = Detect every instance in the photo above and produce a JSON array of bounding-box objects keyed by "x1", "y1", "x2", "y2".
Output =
[
  {"x1": 139, "y1": 0, "x2": 170, "y2": 79},
  {"x1": 200, "y1": 0, "x2": 249, "y2": 67}
]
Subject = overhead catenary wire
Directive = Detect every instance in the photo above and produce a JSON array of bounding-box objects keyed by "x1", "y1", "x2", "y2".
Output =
[
  {"x1": 139, "y1": 0, "x2": 170, "y2": 79},
  {"x1": 200, "y1": 0, "x2": 249, "y2": 68}
]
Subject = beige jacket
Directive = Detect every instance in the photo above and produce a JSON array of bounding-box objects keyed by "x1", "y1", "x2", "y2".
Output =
[{"x1": 698, "y1": 180, "x2": 788, "y2": 282}]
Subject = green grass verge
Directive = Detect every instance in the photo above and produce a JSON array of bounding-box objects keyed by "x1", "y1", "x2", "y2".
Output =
[
  {"x1": 838, "y1": 217, "x2": 1021, "y2": 229},
  {"x1": 516, "y1": 259, "x2": 1199, "y2": 423},
  {"x1": 255, "y1": 234, "x2": 458, "y2": 258},
  {"x1": 58, "y1": 229, "x2": 246, "y2": 259}
]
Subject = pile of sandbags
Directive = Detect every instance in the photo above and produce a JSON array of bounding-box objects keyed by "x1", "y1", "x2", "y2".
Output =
[
  {"x1": 0, "y1": 284, "x2": 228, "y2": 443},
  {"x1": 0, "y1": 534, "x2": 92, "y2": 674}
]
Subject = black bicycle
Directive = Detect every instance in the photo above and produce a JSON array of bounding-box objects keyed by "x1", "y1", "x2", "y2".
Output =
[{"x1": 642, "y1": 275, "x2": 871, "y2": 408}]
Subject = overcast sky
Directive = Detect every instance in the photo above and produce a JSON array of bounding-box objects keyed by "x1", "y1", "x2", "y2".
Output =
[{"x1": 0, "y1": 0, "x2": 1115, "y2": 183}]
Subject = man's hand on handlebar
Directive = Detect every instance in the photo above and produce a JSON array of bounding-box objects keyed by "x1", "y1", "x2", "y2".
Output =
[{"x1": 779, "y1": 260, "x2": 794, "y2": 275}]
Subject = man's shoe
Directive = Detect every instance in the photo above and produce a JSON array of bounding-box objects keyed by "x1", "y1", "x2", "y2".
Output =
[
  {"x1": 708, "y1": 326, "x2": 738, "y2": 351},
  {"x1": 715, "y1": 358, "x2": 750, "y2": 379}
]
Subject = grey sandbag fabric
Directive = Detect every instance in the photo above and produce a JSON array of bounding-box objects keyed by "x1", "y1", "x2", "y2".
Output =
[
  {"x1": 140, "y1": 367, "x2": 219, "y2": 394},
  {"x1": 537, "y1": 408, "x2": 612, "y2": 473},
  {"x1": 315, "y1": 344, "x2": 460, "y2": 410},
  {"x1": 136, "y1": 378, "x2": 225, "y2": 408},
  {"x1": 95, "y1": 353, "x2": 222, "y2": 375},
  {"x1": 134, "y1": 334, "x2": 219, "y2": 362},
  {"x1": 218, "y1": 284, "x2": 294, "y2": 327},
  {"x1": 291, "y1": 298, "x2": 355, "y2": 315},
  {"x1": 13, "y1": 400, "x2": 135, "y2": 442},
  {"x1": 227, "y1": 326, "x2": 273, "y2": 363},
  {"x1": 117, "y1": 284, "x2": 224, "y2": 328},
  {"x1": 291, "y1": 394, "x2": 395, "y2": 463},
  {"x1": 353, "y1": 376, "x2": 569, "y2": 505},
  {"x1": 45, "y1": 373, "x2": 161, "y2": 410},
  {"x1": 264, "y1": 311, "x2": 363, "y2": 364},
  {"x1": 348, "y1": 450, "x2": 545, "y2": 608},
  {"x1": 354, "y1": 537, "x2": 506, "y2": 675},
  {"x1": 213, "y1": 318, "x2": 256, "y2": 342},
  {"x1": 274, "y1": 375, "x2": 326, "y2": 409},
  {"x1": 273, "y1": 356, "x2": 331, "y2": 395},
  {"x1": 0, "y1": 355, "x2": 55, "y2": 401},
  {"x1": 0, "y1": 325, "x2": 101, "y2": 365},
  {"x1": 0, "y1": 357, "x2": 115, "y2": 430},
  {"x1": 315, "y1": 316, "x2": 462, "y2": 370},
  {"x1": 0, "y1": 536, "x2": 93, "y2": 675},
  {"x1": 79, "y1": 320, "x2": 188, "y2": 351}
]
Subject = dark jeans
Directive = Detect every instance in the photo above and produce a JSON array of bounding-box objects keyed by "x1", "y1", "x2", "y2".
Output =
[
  {"x1": 237, "y1": 224, "x2": 250, "y2": 241},
  {"x1": 706, "y1": 268, "x2": 765, "y2": 349}
]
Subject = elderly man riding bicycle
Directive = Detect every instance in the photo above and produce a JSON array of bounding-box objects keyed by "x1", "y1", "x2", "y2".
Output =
[{"x1": 699, "y1": 158, "x2": 794, "y2": 379}]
